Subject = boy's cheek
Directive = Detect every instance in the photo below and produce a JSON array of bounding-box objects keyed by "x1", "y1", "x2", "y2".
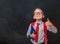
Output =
[
  {"x1": 33, "y1": 15, "x2": 36, "y2": 19},
  {"x1": 33, "y1": 15, "x2": 43, "y2": 19}
]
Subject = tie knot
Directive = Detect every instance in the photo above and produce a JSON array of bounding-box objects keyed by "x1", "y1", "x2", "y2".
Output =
[{"x1": 37, "y1": 23, "x2": 40, "y2": 26}]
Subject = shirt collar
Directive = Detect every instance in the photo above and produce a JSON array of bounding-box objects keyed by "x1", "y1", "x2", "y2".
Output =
[{"x1": 35, "y1": 21, "x2": 43, "y2": 25}]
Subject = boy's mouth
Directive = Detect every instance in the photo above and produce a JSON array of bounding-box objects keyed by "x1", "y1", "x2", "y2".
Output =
[{"x1": 36, "y1": 15, "x2": 40, "y2": 17}]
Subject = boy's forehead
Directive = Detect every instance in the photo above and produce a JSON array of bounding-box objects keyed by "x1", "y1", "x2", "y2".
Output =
[{"x1": 34, "y1": 9, "x2": 42, "y2": 13}]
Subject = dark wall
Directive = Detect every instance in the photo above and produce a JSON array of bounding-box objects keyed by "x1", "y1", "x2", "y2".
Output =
[
  {"x1": 47, "y1": 1, "x2": 60, "y2": 44},
  {"x1": 0, "y1": 0, "x2": 16, "y2": 44},
  {"x1": 0, "y1": 0, "x2": 60, "y2": 44}
]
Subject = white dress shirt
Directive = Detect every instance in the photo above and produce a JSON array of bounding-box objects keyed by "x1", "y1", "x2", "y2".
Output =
[{"x1": 26, "y1": 21, "x2": 57, "y2": 44}]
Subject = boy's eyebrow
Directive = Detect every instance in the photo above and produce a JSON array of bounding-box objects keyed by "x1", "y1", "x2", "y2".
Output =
[{"x1": 34, "y1": 12, "x2": 43, "y2": 13}]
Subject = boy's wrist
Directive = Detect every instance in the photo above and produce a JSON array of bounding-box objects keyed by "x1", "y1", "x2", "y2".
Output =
[
  {"x1": 50, "y1": 24, "x2": 56, "y2": 30},
  {"x1": 28, "y1": 34, "x2": 36, "y2": 39}
]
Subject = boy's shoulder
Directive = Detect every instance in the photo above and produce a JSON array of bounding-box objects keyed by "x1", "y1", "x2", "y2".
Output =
[{"x1": 30, "y1": 22, "x2": 35, "y2": 26}]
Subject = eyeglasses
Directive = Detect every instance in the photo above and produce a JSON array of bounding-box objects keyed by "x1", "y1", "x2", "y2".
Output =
[{"x1": 34, "y1": 12, "x2": 43, "y2": 15}]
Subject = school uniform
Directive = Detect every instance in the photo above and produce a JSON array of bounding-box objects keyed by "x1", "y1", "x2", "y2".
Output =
[{"x1": 26, "y1": 21, "x2": 57, "y2": 44}]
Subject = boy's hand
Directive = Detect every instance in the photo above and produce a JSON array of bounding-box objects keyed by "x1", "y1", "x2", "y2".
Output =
[
  {"x1": 46, "y1": 18, "x2": 56, "y2": 30},
  {"x1": 30, "y1": 33, "x2": 36, "y2": 39},
  {"x1": 46, "y1": 18, "x2": 52, "y2": 26}
]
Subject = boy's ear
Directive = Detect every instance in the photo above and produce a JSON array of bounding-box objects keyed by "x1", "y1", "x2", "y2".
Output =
[
  {"x1": 33, "y1": 15, "x2": 35, "y2": 19},
  {"x1": 43, "y1": 15, "x2": 45, "y2": 18}
]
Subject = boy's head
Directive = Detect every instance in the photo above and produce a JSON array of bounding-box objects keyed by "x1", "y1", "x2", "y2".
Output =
[{"x1": 33, "y1": 8, "x2": 45, "y2": 20}]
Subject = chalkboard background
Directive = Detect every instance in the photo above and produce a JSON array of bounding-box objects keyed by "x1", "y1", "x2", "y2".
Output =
[{"x1": 0, "y1": 0, "x2": 60, "y2": 44}]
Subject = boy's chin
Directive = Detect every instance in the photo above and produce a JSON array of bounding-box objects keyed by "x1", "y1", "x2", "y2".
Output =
[
  {"x1": 36, "y1": 18, "x2": 42, "y2": 20},
  {"x1": 36, "y1": 17, "x2": 42, "y2": 19}
]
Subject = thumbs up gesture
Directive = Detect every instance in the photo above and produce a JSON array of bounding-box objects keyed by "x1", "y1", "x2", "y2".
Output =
[
  {"x1": 46, "y1": 18, "x2": 52, "y2": 26},
  {"x1": 46, "y1": 18, "x2": 56, "y2": 30}
]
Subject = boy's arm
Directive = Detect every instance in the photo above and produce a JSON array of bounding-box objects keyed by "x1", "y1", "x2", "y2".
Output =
[
  {"x1": 47, "y1": 25, "x2": 57, "y2": 33},
  {"x1": 26, "y1": 24, "x2": 36, "y2": 39},
  {"x1": 26, "y1": 24, "x2": 31, "y2": 38},
  {"x1": 46, "y1": 18, "x2": 57, "y2": 33}
]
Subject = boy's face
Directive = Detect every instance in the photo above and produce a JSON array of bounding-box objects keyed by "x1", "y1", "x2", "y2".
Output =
[{"x1": 33, "y1": 9, "x2": 45, "y2": 20}]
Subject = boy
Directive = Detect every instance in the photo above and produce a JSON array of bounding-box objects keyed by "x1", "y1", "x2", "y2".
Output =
[{"x1": 26, "y1": 8, "x2": 57, "y2": 44}]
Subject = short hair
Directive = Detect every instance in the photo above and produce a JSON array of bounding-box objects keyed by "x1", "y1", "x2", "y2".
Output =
[{"x1": 32, "y1": 7, "x2": 44, "y2": 15}]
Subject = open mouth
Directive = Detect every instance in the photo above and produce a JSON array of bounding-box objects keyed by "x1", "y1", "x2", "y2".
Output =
[{"x1": 37, "y1": 15, "x2": 40, "y2": 17}]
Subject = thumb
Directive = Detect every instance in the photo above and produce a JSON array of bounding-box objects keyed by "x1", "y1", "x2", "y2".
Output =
[{"x1": 47, "y1": 18, "x2": 50, "y2": 22}]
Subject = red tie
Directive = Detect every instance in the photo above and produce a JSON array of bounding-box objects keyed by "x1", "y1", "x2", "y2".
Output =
[{"x1": 35, "y1": 23, "x2": 39, "y2": 42}]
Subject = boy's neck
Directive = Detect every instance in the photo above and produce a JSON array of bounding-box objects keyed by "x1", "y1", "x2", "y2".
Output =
[{"x1": 36, "y1": 19, "x2": 42, "y2": 23}]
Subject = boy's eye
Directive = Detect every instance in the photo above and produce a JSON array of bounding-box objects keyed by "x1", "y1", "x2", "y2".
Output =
[{"x1": 34, "y1": 12, "x2": 43, "y2": 15}]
